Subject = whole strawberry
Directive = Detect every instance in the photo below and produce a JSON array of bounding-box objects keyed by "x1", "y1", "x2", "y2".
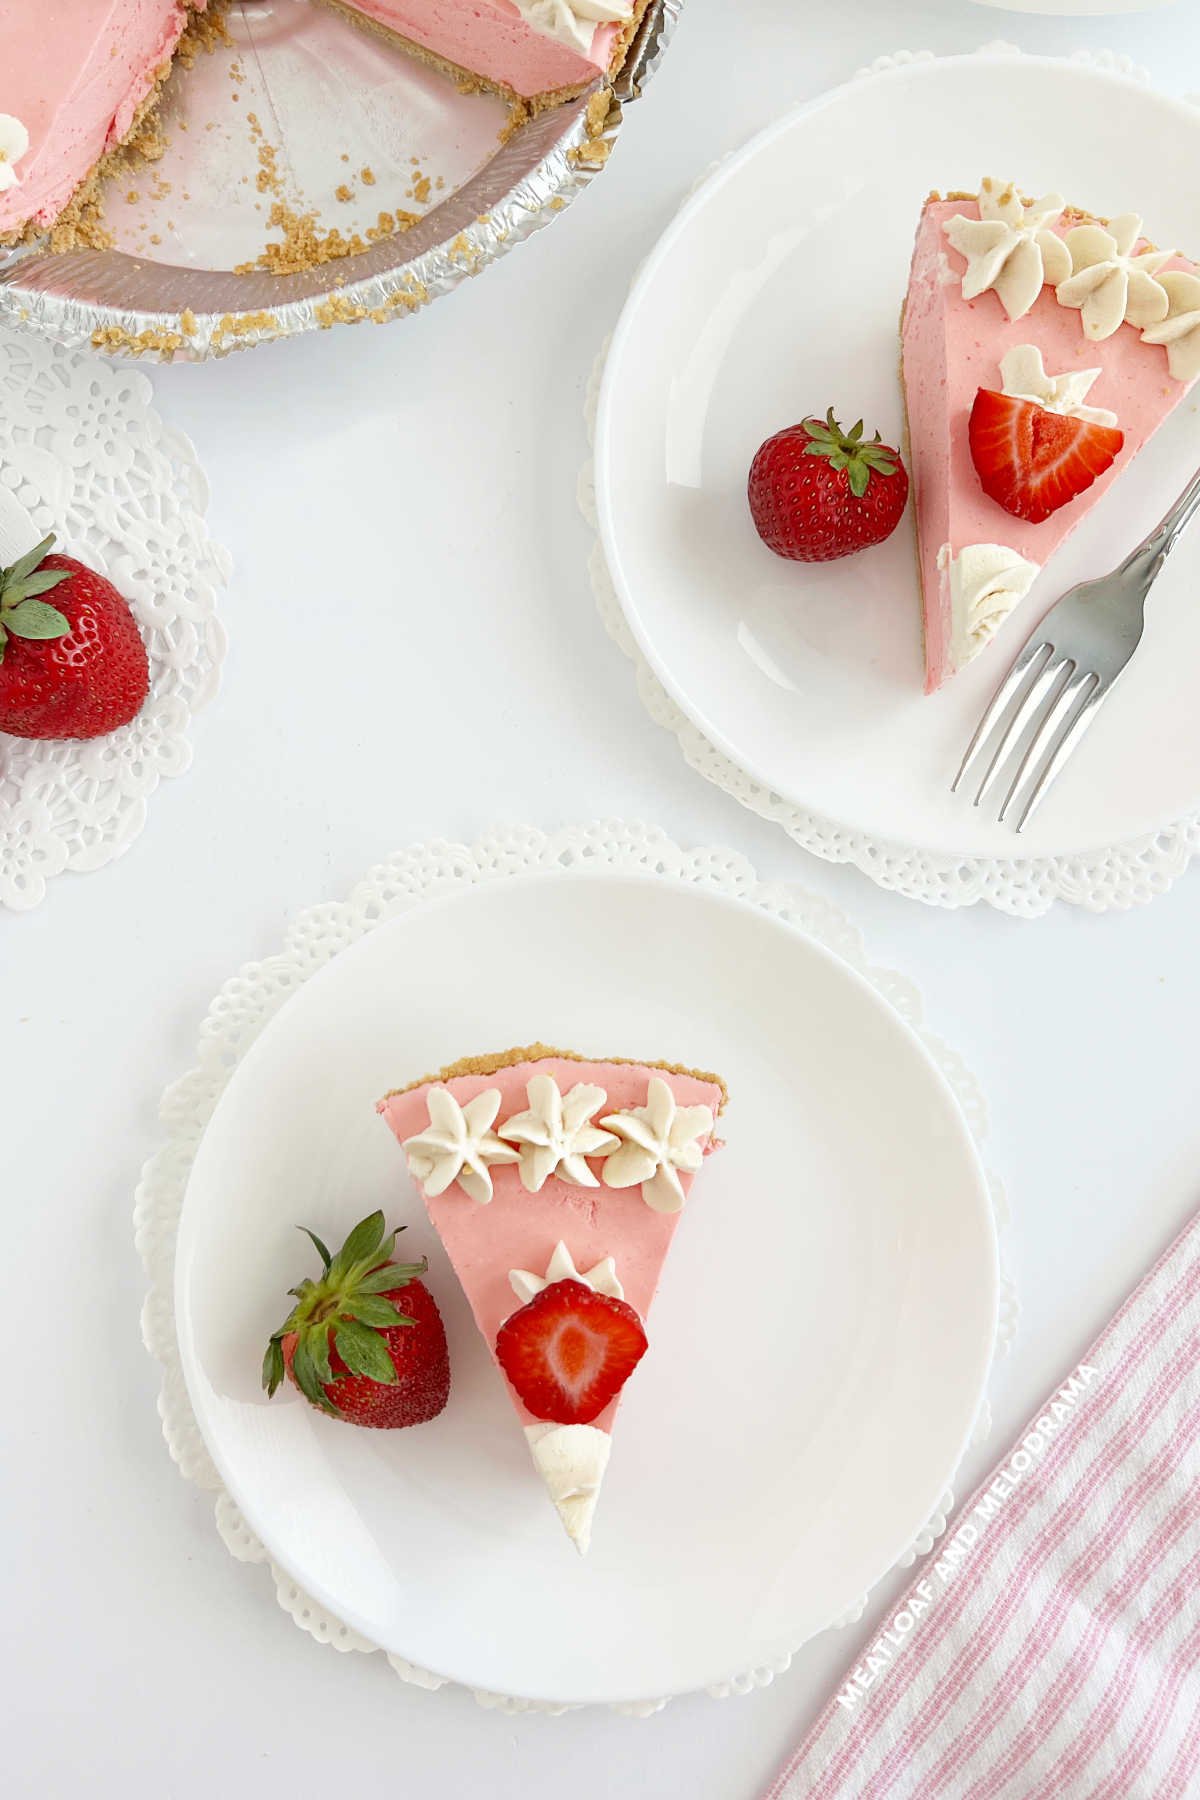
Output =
[
  {"x1": 262, "y1": 1210, "x2": 450, "y2": 1429},
  {"x1": 0, "y1": 533, "x2": 149, "y2": 740},
  {"x1": 748, "y1": 410, "x2": 909, "y2": 562}
]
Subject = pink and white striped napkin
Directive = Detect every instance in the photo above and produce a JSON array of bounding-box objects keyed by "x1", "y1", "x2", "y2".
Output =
[{"x1": 766, "y1": 1208, "x2": 1200, "y2": 1800}]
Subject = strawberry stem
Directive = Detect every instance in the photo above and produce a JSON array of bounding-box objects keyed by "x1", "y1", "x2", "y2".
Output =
[{"x1": 802, "y1": 408, "x2": 899, "y2": 499}]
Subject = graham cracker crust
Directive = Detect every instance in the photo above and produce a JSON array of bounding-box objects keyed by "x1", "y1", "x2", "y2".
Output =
[
  {"x1": 896, "y1": 296, "x2": 926, "y2": 673},
  {"x1": 382, "y1": 1043, "x2": 728, "y2": 1111},
  {"x1": 927, "y1": 185, "x2": 1130, "y2": 243}
]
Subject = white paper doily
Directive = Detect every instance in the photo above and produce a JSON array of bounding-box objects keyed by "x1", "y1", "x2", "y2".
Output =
[
  {"x1": 0, "y1": 332, "x2": 230, "y2": 910},
  {"x1": 580, "y1": 43, "x2": 1200, "y2": 919},
  {"x1": 136, "y1": 821, "x2": 1016, "y2": 1715}
]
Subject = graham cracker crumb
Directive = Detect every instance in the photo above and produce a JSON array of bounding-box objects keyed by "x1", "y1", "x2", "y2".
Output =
[
  {"x1": 315, "y1": 295, "x2": 376, "y2": 328},
  {"x1": 256, "y1": 146, "x2": 282, "y2": 195},
  {"x1": 211, "y1": 310, "x2": 280, "y2": 345},
  {"x1": 361, "y1": 166, "x2": 376, "y2": 186},
  {"x1": 236, "y1": 194, "x2": 419, "y2": 275},
  {"x1": 314, "y1": 280, "x2": 428, "y2": 330},
  {"x1": 335, "y1": 184, "x2": 353, "y2": 203},
  {"x1": 570, "y1": 95, "x2": 617, "y2": 170},
  {"x1": 175, "y1": 2, "x2": 231, "y2": 66},
  {"x1": 91, "y1": 323, "x2": 185, "y2": 357},
  {"x1": 447, "y1": 232, "x2": 481, "y2": 268},
  {"x1": 499, "y1": 100, "x2": 529, "y2": 146},
  {"x1": 585, "y1": 91, "x2": 611, "y2": 136}
]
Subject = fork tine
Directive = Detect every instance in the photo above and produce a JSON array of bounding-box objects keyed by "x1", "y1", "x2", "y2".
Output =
[
  {"x1": 972, "y1": 648, "x2": 1067, "y2": 808},
  {"x1": 1014, "y1": 675, "x2": 1105, "y2": 833},
  {"x1": 997, "y1": 665, "x2": 1093, "y2": 823},
  {"x1": 952, "y1": 639, "x2": 1055, "y2": 795}
]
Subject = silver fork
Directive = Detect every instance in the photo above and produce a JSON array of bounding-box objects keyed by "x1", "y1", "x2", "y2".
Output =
[{"x1": 953, "y1": 465, "x2": 1200, "y2": 832}]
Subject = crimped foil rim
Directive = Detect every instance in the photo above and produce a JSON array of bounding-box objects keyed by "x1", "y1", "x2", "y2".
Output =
[{"x1": 0, "y1": 0, "x2": 683, "y2": 361}]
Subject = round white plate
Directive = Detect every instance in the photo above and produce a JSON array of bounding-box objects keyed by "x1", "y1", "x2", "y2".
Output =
[
  {"x1": 974, "y1": 3, "x2": 1172, "y2": 13},
  {"x1": 596, "y1": 52, "x2": 1200, "y2": 869},
  {"x1": 173, "y1": 867, "x2": 997, "y2": 1707}
]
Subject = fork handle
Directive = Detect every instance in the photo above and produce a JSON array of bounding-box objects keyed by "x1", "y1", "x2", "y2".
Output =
[{"x1": 1120, "y1": 463, "x2": 1200, "y2": 583}]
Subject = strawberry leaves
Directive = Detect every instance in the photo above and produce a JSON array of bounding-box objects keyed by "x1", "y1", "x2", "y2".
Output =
[
  {"x1": 802, "y1": 408, "x2": 900, "y2": 500},
  {"x1": 6, "y1": 598, "x2": 70, "y2": 636},
  {"x1": 297, "y1": 1226, "x2": 333, "y2": 1270},
  {"x1": 343, "y1": 1294, "x2": 415, "y2": 1331},
  {"x1": 355, "y1": 1261, "x2": 420, "y2": 1295},
  {"x1": 0, "y1": 534, "x2": 70, "y2": 664},
  {"x1": 292, "y1": 1333, "x2": 336, "y2": 1413},
  {"x1": 262, "y1": 1210, "x2": 429, "y2": 1416},
  {"x1": 333, "y1": 1320, "x2": 396, "y2": 1383},
  {"x1": 261, "y1": 1337, "x2": 286, "y2": 1397},
  {"x1": 331, "y1": 1209, "x2": 388, "y2": 1275}
]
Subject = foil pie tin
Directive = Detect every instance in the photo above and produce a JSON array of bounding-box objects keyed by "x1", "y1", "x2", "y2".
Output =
[{"x1": 0, "y1": 0, "x2": 682, "y2": 360}]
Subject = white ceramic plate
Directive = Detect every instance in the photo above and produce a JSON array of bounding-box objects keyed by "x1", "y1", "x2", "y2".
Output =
[
  {"x1": 974, "y1": 3, "x2": 1173, "y2": 13},
  {"x1": 596, "y1": 54, "x2": 1200, "y2": 864},
  {"x1": 174, "y1": 871, "x2": 997, "y2": 1707}
]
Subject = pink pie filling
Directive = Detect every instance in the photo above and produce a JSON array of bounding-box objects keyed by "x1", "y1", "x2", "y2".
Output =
[
  {"x1": 0, "y1": 0, "x2": 198, "y2": 237},
  {"x1": 343, "y1": 0, "x2": 623, "y2": 98},
  {"x1": 902, "y1": 197, "x2": 1197, "y2": 692},
  {"x1": 379, "y1": 1056, "x2": 722, "y2": 1434}
]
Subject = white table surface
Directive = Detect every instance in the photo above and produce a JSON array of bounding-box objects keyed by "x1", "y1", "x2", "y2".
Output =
[{"x1": 6, "y1": 1, "x2": 1200, "y2": 1793}]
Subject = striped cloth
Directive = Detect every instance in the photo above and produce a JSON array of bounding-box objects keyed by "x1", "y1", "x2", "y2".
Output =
[{"x1": 766, "y1": 1208, "x2": 1200, "y2": 1800}]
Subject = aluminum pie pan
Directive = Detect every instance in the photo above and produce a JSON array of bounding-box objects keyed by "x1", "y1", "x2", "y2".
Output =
[{"x1": 0, "y1": 0, "x2": 682, "y2": 361}]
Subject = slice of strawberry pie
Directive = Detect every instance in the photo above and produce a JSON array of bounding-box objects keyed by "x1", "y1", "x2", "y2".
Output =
[
  {"x1": 902, "y1": 179, "x2": 1200, "y2": 692},
  {"x1": 378, "y1": 1045, "x2": 725, "y2": 1553}
]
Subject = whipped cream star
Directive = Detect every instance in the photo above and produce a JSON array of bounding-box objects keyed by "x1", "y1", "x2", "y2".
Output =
[
  {"x1": 1056, "y1": 214, "x2": 1173, "y2": 341},
  {"x1": 497, "y1": 1074, "x2": 618, "y2": 1192},
  {"x1": 0, "y1": 116, "x2": 29, "y2": 194},
  {"x1": 599, "y1": 1076, "x2": 714, "y2": 1213},
  {"x1": 1140, "y1": 271, "x2": 1200, "y2": 384},
  {"x1": 941, "y1": 544, "x2": 1040, "y2": 665},
  {"x1": 944, "y1": 179, "x2": 1071, "y2": 321},
  {"x1": 509, "y1": 1240, "x2": 624, "y2": 1308},
  {"x1": 402, "y1": 1086, "x2": 519, "y2": 1204},
  {"x1": 999, "y1": 345, "x2": 1118, "y2": 428},
  {"x1": 516, "y1": 0, "x2": 631, "y2": 55}
]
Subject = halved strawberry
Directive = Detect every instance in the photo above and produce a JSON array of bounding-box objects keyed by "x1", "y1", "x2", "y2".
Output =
[
  {"x1": 494, "y1": 1279, "x2": 648, "y2": 1425},
  {"x1": 968, "y1": 389, "x2": 1124, "y2": 525}
]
